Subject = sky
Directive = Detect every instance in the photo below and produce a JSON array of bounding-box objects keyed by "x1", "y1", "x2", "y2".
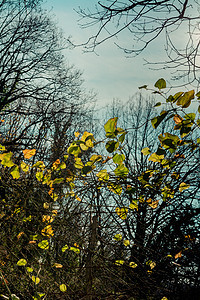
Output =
[{"x1": 42, "y1": 0, "x2": 175, "y2": 106}]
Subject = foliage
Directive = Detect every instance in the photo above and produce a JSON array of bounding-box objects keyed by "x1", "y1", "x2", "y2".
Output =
[{"x1": 0, "y1": 78, "x2": 199, "y2": 299}]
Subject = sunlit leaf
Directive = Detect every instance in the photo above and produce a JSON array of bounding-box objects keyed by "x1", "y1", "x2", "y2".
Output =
[
  {"x1": 115, "y1": 260, "x2": 124, "y2": 266},
  {"x1": 21, "y1": 161, "x2": 29, "y2": 172},
  {"x1": 116, "y1": 207, "x2": 128, "y2": 220},
  {"x1": 141, "y1": 147, "x2": 151, "y2": 155},
  {"x1": 38, "y1": 240, "x2": 49, "y2": 250},
  {"x1": 53, "y1": 263, "x2": 63, "y2": 268},
  {"x1": 107, "y1": 183, "x2": 122, "y2": 195},
  {"x1": 148, "y1": 153, "x2": 164, "y2": 162},
  {"x1": 10, "y1": 165, "x2": 20, "y2": 179},
  {"x1": 17, "y1": 259, "x2": 27, "y2": 266},
  {"x1": 0, "y1": 152, "x2": 15, "y2": 167},
  {"x1": 113, "y1": 234, "x2": 122, "y2": 241},
  {"x1": 26, "y1": 267, "x2": 33, "y2": 273},
  {"x1": 62, "y1": 245, "x2": 69, "y2": 252},
  {"x1": 74, "y1": 157, "x2": 84, "y2": 169},
  {"x1": 114, "y1": 164, "x2": 129, "y2": 177},
  {"x1": 175, "y1": 251, "x2": 182, "y2": 259},
  {"x1": 104, "y1": 117, "x2": 118, "y2": 137},
  {"x1": 41, "y1": 225, "x2": 54, "y2": 237},
  {"x1": 129, "y1": 200, "x2": 138, "y2": 211},
  {"x1": 70, "y1": 246, "x2": 80, "y2": 254},
  {"x1": 23, "y1": 149, "x2": 36, "y2": 159},
  {"x1": 179, "y1": 182, "x2": 190, "y2": 192},
  {"x1": 123, "y1": 240, "x2": 130, "y2": 246},
  {"x1": 129, "y1": 262, "x2": 138, "y2": 268},
  {"x1": 60, "y1": 284, "x2": 67, "y2": 292},
  {"x1": 113, "y1": 153, "x2": 125, "y2": 164},
  {"x1": 96, "y1": 169, "x2": 109, "y2": 181},
  {"x1": 32, "y1": 276, "x2": 40, "y2": 284}
]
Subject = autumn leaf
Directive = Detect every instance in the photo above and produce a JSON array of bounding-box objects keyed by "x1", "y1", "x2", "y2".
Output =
[
  {"x1": 174, "y1": 114, "x2": 183, "y2": 124},
  {"x1": 41, "y1": 225, "x2": 54, "y2": 237},
  {"x1": 175, "y1": 251, "x2": 182, "y2": 259},
  {"x1": 23, "y1": 149, "x2": 36, "y2": 159}
]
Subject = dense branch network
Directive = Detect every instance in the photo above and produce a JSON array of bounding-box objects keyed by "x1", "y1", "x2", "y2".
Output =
[{"x1": 76, "y1": 0, "x2": 200, "y2": 85}]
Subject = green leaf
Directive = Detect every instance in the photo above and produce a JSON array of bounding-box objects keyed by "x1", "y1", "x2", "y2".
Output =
[
  {"x1": 107, "y1": 183, "x2": 122, "y2": 195},
  {"x1": 118, "y1": 132, "x2": 126, "y2": 143},
  {"x1": 53, "y1": 177, "x2": 64, "y2": 184},
  {"x1": 148, "y1": 153, "x2": 164, "y2": 162},
  {"x1": 151, "y1": 111, "x2": 168, "y2": 129},
  {"x1": 96, "y1": 169, "x2": 109, "y2": 181},
  {"x1": 154, "y1": 78, "x2": 166, "y2": 89},
  {"x1": 129, "y1": 200, "x2": 138, "y2": 211},
  {"x1": 154, "y1": 102, "x2": 161, "y2": 107},
  {"x1": 0, "y1": 152, "x2": 15, "y2": 167},
  {"x1": 114, "y1": 164, "x2": 129, "y2": 177},
  {"x1": 32, "y1": 276, "x2": 40, "y2": 285},
  {"x1": 11, "y1": 165, "x2": 20, "y2": 179},
  {"x1": 113, "y1": 153, "x2": 125, "y2": 164},
  {"x1": 104, "y1": 117, "x2": 118, "y2": 137},
  {"x1": 74, "y1": 157, "x2": 84, "y2": 169},
  {"x1": 17, "y1": 259, "x2": 27, "y2": 266},
  {"x1": 60, "y1": 284, "x2": 67, "y2": 292},
  {"x1": 67, "y1": 143, "x2": 81, "y2": 157},
  {"x1": 176, "y1": 90, "x2": 195, "y2": 108},
  {"x1": 105, "y1": 140, "x2": 119, "y2": 153},
  {"x1": 141, "y1": 147, "x2": 151, "y2": 155},
  {"x1": 38, "y1": 240, "x2": 49, "y2": 250},
  {"x1": 113, "y1": 234, "x2": 122, "y2": 241}
]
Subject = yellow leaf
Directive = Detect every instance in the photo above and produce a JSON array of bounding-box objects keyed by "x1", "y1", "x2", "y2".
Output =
[
  {"x1": 60, "y1": 284, "x2": 67, "y2": 292},
  {"x1": 11, "y1": 165, "x2": 20, "y2": 179},
  {"x1": 42, "y1": 215, "x2": 54, "y2": 223},
  {"x1": 75, "y1": 196, "x2": 81, "y2": 201},
  {"x1": 23, "y1": 149, "x2": 36, "y2": 159},
  {"x1": 0, "y1": 152, "x2": 15, "y2": 167},
  {"x1": 115, "y1": 260, "x2": 124, "y2": 266},
  {"x1": 52, "y1": 159, "x2": 60, "y2": 170},
  {"x1": 74, "y1": 132, "x2": 80, "y2": 137},
  {"x1": 17, "y1": 232, "x2": 24, "y2": 239},
  {"x1": 43, "y1": 202, "x2": 49, "y2": 209},
  {"x1": 123, "y1": 240, "x2": 130, "y2": 246},
  {"x1": 179, "y1": 182, "x2": 190, "y2": 192},
  {"x1": 17, "y1": 259, "x2": 27, "y2": 266},
  {"x1": 32, "y1": 276, "x2": 40, "y2": 284},
  {"x1": 129, "y1": 262, "x2": 138, "y2": 268},
  {"x1": 41, "y1": 225, "x2": 54, "y2": 237},
  {"x1": 116, "y1": 207, "x2": 128, "y2": 220},
  {"x1": 21, "y1": 161, "x2": 29, "y2": 172},
  {"x1": 53, "y1": 263, "x2": 63, "y2": 268}
]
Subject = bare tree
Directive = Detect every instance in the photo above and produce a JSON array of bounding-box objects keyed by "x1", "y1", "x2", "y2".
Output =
[{"x1": 75, "y1": 0, "x2": 200, "y2": 85}]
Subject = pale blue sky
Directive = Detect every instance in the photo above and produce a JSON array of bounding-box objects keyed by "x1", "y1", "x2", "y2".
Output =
[{"x1": 43, "y1": 0, "x2": 174, "y2": 106}]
